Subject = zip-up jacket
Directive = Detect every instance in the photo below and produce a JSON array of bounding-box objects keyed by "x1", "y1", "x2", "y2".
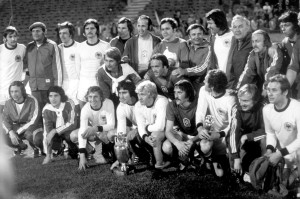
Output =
[
  {"x1": 3, "y1": 95, "x2": 40, "y2": 134},
  {"x1": 24, "y1": 37, "x2": 62, "y2": 91}
]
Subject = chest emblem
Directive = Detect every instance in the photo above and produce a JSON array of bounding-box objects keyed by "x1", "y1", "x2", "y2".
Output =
[
  {"x1": 183, "y1": 118, "x2": 191, "y2": 127},
  {"x1": 95, "y1": 52, "x2": 102, "y2": 59},
  {"x1": 284, "y1": 122, "x2": 293, "y2": 131},
  {"x1": 15, "y1": 55, "x2": 21, "y2": 62},
  {"x1": 70, "y1": 53, "x2": 75, "y2": 61}
]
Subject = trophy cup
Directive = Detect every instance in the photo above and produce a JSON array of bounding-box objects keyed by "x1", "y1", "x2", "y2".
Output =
[
  {"x1": 200, "y1": 115, "x2": 215, "y2": 156},
  {"x1": 112, "y1": 132, "x2": 134, "y2": 176}
]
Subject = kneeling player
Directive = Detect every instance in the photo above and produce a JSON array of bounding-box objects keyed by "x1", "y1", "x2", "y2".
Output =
[
  {"x1": 3, "y1": 81, "x2": 43, "y2": 157},
  {"x1": 42, "y1": 86, "x2": 79, "y2": 164},
  {"x1": 162, "y1": 80, "x2": 200, "y2": 168},
  {"x1": 71, "y1": 86, "x2": 116, "y2": 171}
]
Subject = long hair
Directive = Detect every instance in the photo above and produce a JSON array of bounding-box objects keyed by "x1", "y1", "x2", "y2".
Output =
[
  {"x1": 83, "y1": 18, "x2": 100, "y2": 37},
  {"x1": 47, "y1": 86, "x2": 68, "y2": 103},
  {"x1": 8, "y1": 81, "x2": 27, "y2": 100},
  {"x1": 174, "y1": 79, "x2": 196, "y2": 102},
  {"x1": 206, "y1": 9, "x2": 228, "y2": 31}
]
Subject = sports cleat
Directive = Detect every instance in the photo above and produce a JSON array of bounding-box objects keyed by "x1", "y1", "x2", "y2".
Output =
[{"x1": 33, "y1": 148, "x2": 40, "y2": 158}]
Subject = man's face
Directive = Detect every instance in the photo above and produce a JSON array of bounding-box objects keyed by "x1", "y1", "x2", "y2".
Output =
[
  {"x1": 174, "y1": 86, "x2": 189, "y2": 106},
  {"x1": 59, "y1": 28, "x2": 72, "y2": 44},
  {"x1": 10, "y1": 86, "x2": 23, "y2": 103},
  {"x1": 5, "y1": 32, "x2": 18, "y2": 48},
  {"x1": 161, "y1": 22, "x2": 175, "y2": 41},
  {"x1": 137, "y1": 89, "x2": 152, "y2": 106},
  {"x1": 207, "y1": 19, "x2": 220, "y2": 35},
  {"x1": 104, "y1": 56, "x2": 118, "y2": 72},
  {"x1": 137, "y1": 19, "x2": 149, "y2": 37},
  {"x1": 204, "y1": 74, "x2": 212, "y2": 92},
  {"x1": 280, "y1": 22, "x2": 296, "y2": 38},
  {"x1": 118, "y1": 23, "x2": 130, "y2": 39},
  {"x1": 119, "y1": 88, "x2": 131, "y2": 104},
  {"x1": 49, "y1": 92, "x2": 61, "y2": 108},
  {"x1": 84, "y1": 23, "x2": 97, "y2": 39},
  {"x1": 32, "y1": 27, "x2": 45, "y2": 42},
  {"x1": 232, "y1": 19, "x2": 249, "y2": 40},
  {"x1": 150, "y1": 59, "x2": 165, "y2": 77},
  {"x1": 238, "y1": 92, "x2": 255, "y2": 111},
  {"x1": 189, "y1": 28, "x2": 204, "y2": 45},
  {"x1": 252, "y1": 33, "x2": 266, "y2": 53},
  {"x1": 88, "y1": 92, "x2": 102, "y2": 109},
  {"x1": 267, "y1": 82, "x2": 287, "y2": 105}
]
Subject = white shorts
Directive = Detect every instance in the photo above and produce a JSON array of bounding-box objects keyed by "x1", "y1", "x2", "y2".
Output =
[
  {"x1": 77, "y1": 78, "x2": 98, "y2": 102},
  {"x1": 62, "y1": 79, "x2": 79, "y2": 105},
  {"x1": 284, "y1": 150, "x2": 300, "y2": 169}
]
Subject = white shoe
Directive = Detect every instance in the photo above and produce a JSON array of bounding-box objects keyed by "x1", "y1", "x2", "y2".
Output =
[{"x1": 243, "y1": 173, "x2": 251, "y2": 183}]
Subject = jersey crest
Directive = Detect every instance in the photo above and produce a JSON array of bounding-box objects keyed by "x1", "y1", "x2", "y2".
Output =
[
  {"x1": 161, "y1": 86, "x2": 168, "y2": 93},
  {"x1": 223, "y1": 38, "x2": 231, "y2": 47},
  {"x1": 183, "y1": 118, "x2": 191, "y2": 127},
  {"x1": 95, "y1": 52, "x2": 102, "y2": 59},
  {"x1": 70, "y1": 53, "x2": 75, "y2": 61},
  {"x1": 15, "y1": 55, "x2": 21, "y2": 62},
  {"x1": 284, "y1": 122, "x2": 293, "y2": 131}
]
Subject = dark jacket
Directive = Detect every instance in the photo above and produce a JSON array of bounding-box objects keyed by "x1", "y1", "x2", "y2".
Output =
[{"x1": 122, "y1": 33, "x2": 161, "y2": 72}]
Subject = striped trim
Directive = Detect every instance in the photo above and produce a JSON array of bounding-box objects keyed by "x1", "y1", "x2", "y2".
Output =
[
  {"x1": 49, "y1": 39, "x2": 62, "y2": 86},
  {"x1": 253, "y1": 135, "x2": 266, "y2": 142},
  {"x1": 187, "y1": 46, "x2": 211, "y2": 74},
  {"x1": 17, "y1": 95, "x2": 39, "y2": 134},
  {"x1": 229, "y1": 105, "x2": 238, "y2": 153},
  {"x1": 56, "y1": 99, "x2": 76, "y2": 134}
]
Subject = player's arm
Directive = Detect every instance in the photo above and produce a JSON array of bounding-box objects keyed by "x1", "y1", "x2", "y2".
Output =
[
  {"x1": 266, "y1": 44, "x2": 282, "y2": 81},
  {"x1": 286, "y1": 42, "x2": 300, "y2": 86},
  {"x1": 102, "y1": 100, "x2": 115, "y2": 132},
  {"x1": 51, "y1": 42, "x2": 62, "y2": 86},
  {"x1": 186, "y1": 46, "x2": 211, "y2": 77},
  {"x1": 236, "y1": 51, "x2": 257, "y2": 90},
  {"x1": 147, "y1": 98, "x2": 168, "y2": 132},
  {"x1": 56, "y1": 100, "x2": 78, "y2": 135}
]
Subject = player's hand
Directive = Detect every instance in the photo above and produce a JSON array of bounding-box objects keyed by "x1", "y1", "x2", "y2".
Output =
[
  {"x1": 110, "y1": 160, "x2": 120, "y2": 171},
  {"x1": 269, "y1": 151, "x2": 282, "y2": 166},
  {"x1": 78, "y1": 153, "x2": 88, "y2": 171},
  {"x1": 172, "y1": 68, "x2": 187, "y2": 78},
  {"x1": 176, "y1": 141, "x2": 189, "y2": 157},
  {"x1": 198, "y1": 128, "x2": 210, "y2": 140},
  {"x1": 9, "y1": 131, "x2": 19, "y2": 146},
  {"x1": 208, "y1": 131, "x2": 220, "y2": 141},
  {"x1": 240, "y1": 135, "x2": 248, "y2": 146},
  {"x1": 264, "y1": 149, "x2": 273, "y2": 157},
  {"x1": 82, "y1": 126, "x2": 97, "y2": 139},
  {"x1": 233, "y1": 158, "x2": 242, "y2": 175},
  {"x1": 146, "y1": 135, "x2": 157, "y2": 147}
]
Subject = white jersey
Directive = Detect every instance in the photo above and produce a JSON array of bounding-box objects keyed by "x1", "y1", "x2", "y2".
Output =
[
  {"x1": 135, "y1": 95, "x2": 168, "y2": 138},
  {"x1": 195, "y1": 86, "x2": 237, "y2": 136},
  {"x1": 76, "y1": 40, "x2": 110, "y2": 101},
  {"x1": 214, "y1": 31, "x2": 233, "y2": 73},
  {"x1": 263, "y1": 99, "x2": 300, "y2": 155},
  {"x1": 78, "y1": 98, "x2": 115, "y2": 148},
  {"x1": 59, "y1": 41, "x2": 80, "y2": 104},
  {"x1": 116, "y1": 102, "x2": 136, "y2": 134},
  {"x1": 0, "y1": 43, "x2": 26, "y2": 102}
]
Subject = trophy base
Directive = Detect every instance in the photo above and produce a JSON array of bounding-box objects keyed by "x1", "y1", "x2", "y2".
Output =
[{"x1": 112, "y1": 165, "x2": 135, "y2": 176}]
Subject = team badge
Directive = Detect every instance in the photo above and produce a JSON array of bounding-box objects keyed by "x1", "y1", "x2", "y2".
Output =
[
  {"x1": 15, "y1": 55, "x2": 21, "y2": 62},
  {"x1": 183, "y1": 118, "x2": 191, "y2": 127},
  {"x1": 161, "y1": 86, "x2": 168, "y2": 93},
  {"x1": 95, "y1": 52, "x2": 102, "y2": 59},
  {"x1": 217, "y1": 108, "x2": 226, "y2": 117},
  {"x1": 223, "y1": 39, "x2": 231, "y2": 47},
  {"x1": 100, "y1": 115, "x2": 107, "y2": 124},
  {"x1": 70, "y1": 53, "x2": 75, "y2": 61},
  {"x1": 284, "y1": 122, "x2": 293, "y2": 131}
]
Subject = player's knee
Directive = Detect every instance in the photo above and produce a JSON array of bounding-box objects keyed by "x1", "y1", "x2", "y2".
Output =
[
  {"x1": 23, "y1": 130, "x2": 33, "y2": 142},
  {"x1": 70, "y1": 130, "x2": 78, "y2": 143},
  {"x1": 33, "y1": 131, "x2": 43, "y2": 146},
  {"x1": 107, "y1": 130, "x2": 116, "y2": 143},
  {"x1": 162, "y1": 140, "x2": 173, "y2": 156},
  {"x1": 152, "y1": 131, "x2": 165, "y2": 142},
  {"x1": 200, "y1": 140, "x2": 213, "y2": 156}
]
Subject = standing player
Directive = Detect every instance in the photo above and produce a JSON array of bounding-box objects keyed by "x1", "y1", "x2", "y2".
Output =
[
  {"x1": 263, "y1": 74, "x2": 300, "y2": 194},
  {"x1": 0, "y1": 26, "x2": 26, "y2": 113},
  {"x1": 42, "y1": 86, "x2": 79, "y2": 164},
  {"x1": 76, "y1": 19, "x2": 110, "y2": 108},
  {"x1": 24, "y1": 22, "x2": 62, "y2": 112},
  {"x1": 196, "y1": 69, "x2": 237, "y2": 177},
  {"x1": 153, "y1": 18, "x2": 189, "y2": 69},
  {"x1": 58, "y1": 21, "x2": 80, "y2": 106},
  {"x1": 3, "y1": 81, "x2": 43, "y2": 157},
  {"x1": 110, "y1": 17, "x2": 133, "y2": 55},
  {"x1": 71, "y1": 86, "x2": 116, "y2": 171},
  {"x1": 206, "y1": 9, "x2": 233, "y2": 73},
  {"x1": 123, "y1": 15, "x2": 161, "y2": 76}
]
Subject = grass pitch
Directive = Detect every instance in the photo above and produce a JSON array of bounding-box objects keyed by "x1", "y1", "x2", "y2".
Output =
[{"x1": 12, "y1": 152, "x2": 282, "y2": 199}]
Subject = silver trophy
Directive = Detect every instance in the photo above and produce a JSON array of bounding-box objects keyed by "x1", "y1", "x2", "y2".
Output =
[
  {"x1": 112, "y1": 132, "x2": 132, "y2": 175},
  {"x1": 204, "y1": 115, "x2": 214, "y2": 132},
  {"x1": 200, "y1": 115, "x2": 215, "y2": 155}
]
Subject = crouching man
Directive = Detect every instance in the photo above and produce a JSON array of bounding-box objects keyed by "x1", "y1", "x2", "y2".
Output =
[
  {"x1": 263, "y1": 74, "x2": 300, "y2": 194},
  {"x1": 71, "y1": 86, "x2": 116, "y2": 171},
  {"x1": 162, "y1": 80, "x2": 200, "y2": 169},
  {"x1": 42, "y1": 86, "x2": 79, "y2": 164},
  {"x1": 132, "y1": 80, "x2": 170, "y2": 169},
  {"x1": 3, "y1": 81, "x2": 43, "y2": 157}
]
